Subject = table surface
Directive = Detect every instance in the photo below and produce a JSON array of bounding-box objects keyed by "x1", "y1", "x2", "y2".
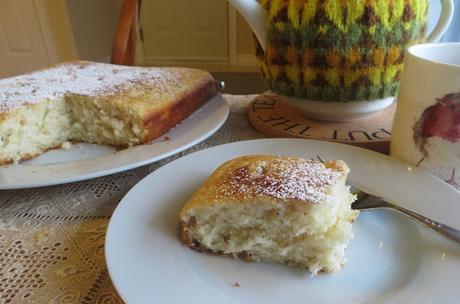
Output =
[
  {"x1": 2, "y1": 94, "x2": 457, "y2": 303},
  {"x1": 0, "y1": 95, "x2": 263, "y2": 303}
]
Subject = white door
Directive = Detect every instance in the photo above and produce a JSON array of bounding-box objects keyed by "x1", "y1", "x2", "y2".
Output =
[
  {"x1": 140, "y1": 0, "x2": 228, "y2": 64},
  {"x1": 0, "y1": 0, "x2": 51, "y2": 78}
]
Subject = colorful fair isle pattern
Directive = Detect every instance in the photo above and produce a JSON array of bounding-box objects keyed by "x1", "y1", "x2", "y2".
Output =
[{"x1": 255, "y1": 0, "x2": 428, "y2": 102}]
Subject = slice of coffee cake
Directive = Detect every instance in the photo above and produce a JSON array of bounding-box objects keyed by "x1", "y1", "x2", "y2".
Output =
[{"x1": 179, "y1": 155, "x2": 358, "y2": 275}]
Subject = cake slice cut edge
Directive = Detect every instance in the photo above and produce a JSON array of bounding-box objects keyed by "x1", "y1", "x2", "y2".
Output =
[{"x1": 179, "y1": 155, "x2": 358, "y2": 275}]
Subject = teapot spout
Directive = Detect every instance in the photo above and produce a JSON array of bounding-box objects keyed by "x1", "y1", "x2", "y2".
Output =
[{"x1": 227, "y1": 0, "x2": 268, "y2": 51}]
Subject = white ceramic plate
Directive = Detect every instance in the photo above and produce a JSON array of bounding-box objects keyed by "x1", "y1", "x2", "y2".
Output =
[
  {"x1": 0, "y1": 95, "x2": 229, "y2": 189},
  {"x1": 105, "y1": 139, "x2": 460, "y2": 304}
]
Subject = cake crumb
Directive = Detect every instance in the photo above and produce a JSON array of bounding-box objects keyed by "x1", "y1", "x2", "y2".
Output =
[
  {"x1": 61, "y1": 141, "x2": 72, "y2": 150},
  {"x1": 231, "y1": 282, "x2": 240, "y2": 287},
  {"x1": 442, "y1": 253, "x2": 446, "y2": 260},
  {"x1": 163, "y1": 136, "x2": 171, "y2": 141},
  {"x1": 378, "y1": 241, "x2": 383, "y2": 248}
]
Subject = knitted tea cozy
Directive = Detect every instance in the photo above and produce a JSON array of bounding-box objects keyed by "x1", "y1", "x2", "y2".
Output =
[{"x1": 255, "y1": 0, "x2": 428, "y2": 102}]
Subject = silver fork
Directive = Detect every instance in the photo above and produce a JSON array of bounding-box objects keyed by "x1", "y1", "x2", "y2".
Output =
[
  {"x1": 352, "y1": 191, "x2": 460, "y2": 244},
  {"x1": 316, "y1": 156, "x2": 460, "y2": 244}
]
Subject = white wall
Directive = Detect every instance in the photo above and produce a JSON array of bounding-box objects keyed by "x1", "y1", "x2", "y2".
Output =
[{"x1": 65, "y1": 0, "x2": 123, "y2": 62}]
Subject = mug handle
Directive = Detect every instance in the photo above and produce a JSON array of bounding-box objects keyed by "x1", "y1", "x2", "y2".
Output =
[{"x1": 425, "y1": 0, "x2": 454, "y2": 43}]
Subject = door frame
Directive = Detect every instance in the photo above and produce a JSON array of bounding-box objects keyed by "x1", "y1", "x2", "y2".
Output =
[
  {"x1": 139, "y1": 3, "x2": 258, "y2": 71},
  {"x1": 33, "y1": 0, "x2": 77, "y2": 64},
  {"x1": 228, "y1": 5, "x2": 258, "y2": 68}
]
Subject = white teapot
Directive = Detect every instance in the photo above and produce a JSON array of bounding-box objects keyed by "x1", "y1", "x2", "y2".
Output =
[{"x1": 228, "y1": 0, "x2": 454, "y2": 121}]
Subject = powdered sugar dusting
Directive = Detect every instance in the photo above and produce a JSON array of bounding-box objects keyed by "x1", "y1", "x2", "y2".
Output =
[
  {"x1": 220, "y1": 158, "x2": 341, "y2": 204},
  {"x1": 0, "y1": 62, "x2": 186, "y2": 112}
]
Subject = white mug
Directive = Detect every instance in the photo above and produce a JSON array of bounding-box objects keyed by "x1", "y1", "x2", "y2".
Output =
[{"x1": 391, "y1": 43, "x2": 460, "y2": 190}]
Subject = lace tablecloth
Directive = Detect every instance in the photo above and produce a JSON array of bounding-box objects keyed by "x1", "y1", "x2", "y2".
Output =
[{"x1": 0, "y1": 95, "x2": 263, "y2": 304}]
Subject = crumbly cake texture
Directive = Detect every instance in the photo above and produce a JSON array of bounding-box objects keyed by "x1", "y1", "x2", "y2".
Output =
[
  {"x1": 0, "y1": 61, "x2": 218, "y2": 164},
  {"x1": 255, "y1": 0, "x2": 427, "y2": 102},
  {"x1": 179, "y1": 155, "x2": 358, "y2": 275}
]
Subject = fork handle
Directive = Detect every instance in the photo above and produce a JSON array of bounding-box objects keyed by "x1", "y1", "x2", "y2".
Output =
[{"x1": 384, "y1": 201, "x2": 460, "y2": 244}]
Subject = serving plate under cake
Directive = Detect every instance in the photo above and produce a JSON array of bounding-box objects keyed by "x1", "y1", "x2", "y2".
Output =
[
  {"x1": 105, "y1": 138, "x2": 460, "y2": 304},
  {"x1": 0, "y1": 95, "x2": 228, "y2": 189}
]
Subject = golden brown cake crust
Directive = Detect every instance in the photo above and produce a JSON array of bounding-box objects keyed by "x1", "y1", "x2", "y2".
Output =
[
  {"x1": 179, "y1": 155, "x2": 347, "y2": 218},
  {"x1": 0, "y1": 61, "x2": 217, "y2": 113},
  {"x1": 0, "y1": 61, "x2": 218, "y2": 121},
  {"x1": 140, "y1": 78, "x2": 218, "y2": 143}
]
